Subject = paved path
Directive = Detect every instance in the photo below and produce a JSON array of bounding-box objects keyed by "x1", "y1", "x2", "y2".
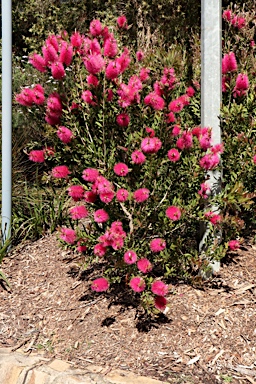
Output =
[{"x1": 0, "y1": 348, "x2": 167, "y2": 384}]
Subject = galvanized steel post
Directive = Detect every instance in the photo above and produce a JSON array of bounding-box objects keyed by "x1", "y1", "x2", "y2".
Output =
[
  {"x1": 199, "y1": 0, "x2": 222, "y2": 273},
  {"x1": 1, "y1": 0, "x2": 12, "y2": 245}
]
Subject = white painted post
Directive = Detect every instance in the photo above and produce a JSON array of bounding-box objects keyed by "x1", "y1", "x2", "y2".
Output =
[
  {"x1": 1, "y1": 0, "x2": 12, "y2": 245},
  {"x1": 199, "y1": 0, "x2": 222, "y2": 274}
]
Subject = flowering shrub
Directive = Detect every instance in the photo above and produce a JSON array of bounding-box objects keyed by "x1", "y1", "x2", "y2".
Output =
[{"x1": 16, "y1": 9, "x2": 256, "y2": 313}]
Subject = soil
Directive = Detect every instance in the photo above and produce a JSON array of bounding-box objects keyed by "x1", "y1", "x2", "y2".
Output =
[{"x1": 0, "y1": 233, "x2": 255, "y2": 384}]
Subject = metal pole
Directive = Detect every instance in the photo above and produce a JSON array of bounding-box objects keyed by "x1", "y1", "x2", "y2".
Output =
[
  {"x1": 199, "y1": 0, "x2": 222, "y2": 274},
  {"x1": 1, "y1": 0, "x2": 12, "y2": 245}
]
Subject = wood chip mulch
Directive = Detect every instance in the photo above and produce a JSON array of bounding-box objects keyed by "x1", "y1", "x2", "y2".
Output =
[{"x1": 0, "y1": 233, "x2": 255, "y2": 384}]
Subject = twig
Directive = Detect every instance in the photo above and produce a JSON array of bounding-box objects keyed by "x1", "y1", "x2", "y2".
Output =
[{"x1": 119, "y1": 203, "x2": 134, "y2": 234}]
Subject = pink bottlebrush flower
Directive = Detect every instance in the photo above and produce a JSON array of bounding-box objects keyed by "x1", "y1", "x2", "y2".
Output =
[
  {"x1": 186, "y1": 86, "x2": 195, "y2": 97},
  {"x1": 176, "y1": 131, "x2": 193, "y2": 150},
  {"x1": 29, "y1": 53, "x2": 47, "y2": 72},
  {"x1": 253, "y1": 155, "x2": 256, "y2": 164},
  {"x1": 68, "y1": 185, "x2": 84, "y2": 201},
  {"x1": 171, "y1": 125, "x2": 181, "y2": 136},
  {"x1": 150, "y1": 238, "x2": 166, "y2": 253},
  {"x1": 136, "y1": 50, "x2": 144, "y2": 61},
  {"x1": 45, "y1": 114, "x2": 61, "y2": 126},
  {"x1": 116, "y1": 50, "x2": 131, "y2": 73},
  {"x1": 211, "y1": 143, "x2": 224, "y2": 154},
  {"x1": 223, "y1": 9, "x2": 232, "y2": 22},
  {"x1": 84, "y1": 54, "x2": 105, "y2": 75},
  {"x1": 131, "y1": 150, "x2": 146, "y2": 165},
  {"x1": 222, "y1": 52, "x2": 237, "y2": 74},
  {"x1": 228, "y1": 240, "x2": 240, "y2": 251},
  {"x1": 231, "y1": 16, "x2": 246, "y2": 29},
  {"x1": 191, "y1": 126, "x2": 201, "y2": 138},
  {"x1": 46, "y1": 34, "x2": 59, "y2": 51},
  {"x1": 69, "y1": 205, "x2": 89, "y2": 220},
  {"x1": 198, "y1": 182, "x2": 210, "y2": 199},
  {"x1": 87, "y1": 74, "x2": 99, "y2": 87},
  {"x1": 117, "y1": 15, "x2": 128, "y2": 29},
  {"x1": 106, "y1": 61, "x2": 121, "y2": 80},
  {"x1": 47, "y1": 92, "x2": 62, "y2": 112},
  {"x1": 32, "y1": 84, "x2": 45, "y2": 105},
  {"x1": 42, "y1": 44, "x2": 58, "y2": 65},
  {"x1": 82, "y1": 168, "x2": 99, "y2": 183},
  {"x1": 104, "y1": 36, "x2": 118, "y2": 58},
  {"x1": 130, "y1": 277, "x2": 146, "y2": 293},
  {"x1": 151, "y1": 281, "x2": 169, "y2": 296},
  {"x1": 204, "y1": 211, "x2": 221, "y2": 225},
  {"x1": 133, "y1": 188, "x2": 150, "y2": 203},
  {"x1": 168, "y1": 98, "x2": 184, "y2": 113},
  {"x1": 139, "y1": 67, "x2": 150, "y2": 82},
  {"x1": 199, "y1": 134, "x2": 212, "y2": 151},
  {"x1": 89, "y1": 19, "x2": 103, "y2": 36},
  {"x1": 160, "y1": 67, "x2": 176, "y2": 90},
  {"x1": 52, "y1": 165, "x2": 70, "y2": 178},
  {"x1": 99, "y1": 190, "x2": 115, "y2": 204},
  {"x1": 91, "y1": 277, "x2": 109, "y2": 292},
  {"x1": 116, "y1": 113, "x2": 130, "y2": 127},
  {"x1": 234, "y1": 73, "x2": 249, "y2": 92},
  {"x1": 81, "y1": 90, "x2": 96, "y2": 105},
  {"x1": 71, "y1": 31, "x2": 83, "y2": 48},
  {"x1": 95, "y1": 176, "x2": 112, "y2": 193},
  {"x1": 167, "y1": 148, "x2": 180, "y2": 162},
  {"x1": 179, "y1": 94, "x2": 190, "y2": 106},
  {"x1": 59, "y1": 42, "x2": 73, "y2": 66},
  {"x1": 94, "y1": 243, "x2": 107, "y2": 257},
  {"x1": 141, "y1": 137, "x2": 162, "y2": 154},
  {"x1": 106, "y1": 89, "x2": 114, "y2": 102},
  {"x1": 124, "y1": 250, "x2": 137, "y2": 264},
  {"x1": 57, "y1": 126, "x2": 73, "y2": 144},
  {"x1": 77, "y1": 240, "x2": 87, "y2": 253},
  {"x1": 60, "y1": 227, "x2": 76, "y2": 244},
  {"x1": 28, "y1": 149, "x2": 45, "y2": 163},
  {"x1": 84, "y1": 191, "x2": 97, "y2": 203},
  {"x1": 166, "y1": 206, "x2": 181, "y2": 221},
  {"x1": 113, "y1": 163, "x2": 129, "y2": 176},
  {"x1": 153, "y1": 80, "x2": 164, "y2": 95},
  {"x1": 94, "y1": 209, "x2": 109, "y2": 223},
  {"x1": 154, "y1": 296, "x2": 167, "y2": 311},
  {"x1": 15, "y1": 88, "x2": 35, "y2": 107},
  {"x1": 144, "y1": 92, "x2": 165, "y2": 110},
  {"x1": 166, "y1": 112, "x2": 176, "y2": 124},
  {"x1": 116, "y1": 188, "x2": 129, "y2": 202},
  {"x1": 137, "y1": 258, "x2": 153, "y2": 274},
  {"x1": 145, "y1": 127, "x2": 155, "y2": 137},
  {"x1": 199, "y1": 153, "x2": 220, "y2": 170},
  {"x1": 88, "y1": 38, "x2": 102, "y2": 55}
]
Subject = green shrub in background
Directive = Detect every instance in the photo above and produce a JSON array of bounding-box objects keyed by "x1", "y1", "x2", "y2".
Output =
[{"x1": 14, "y1": 5, "x2": 256, "y2": 313}]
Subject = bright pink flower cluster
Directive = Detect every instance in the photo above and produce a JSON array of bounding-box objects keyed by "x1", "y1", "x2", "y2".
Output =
[
  {"x1": 52, "y1": 165, "x2": 70, "y2": 178},
  {"x1": 29, "y1": 34, "x2": 73, "y2": 79},
  {"x1": 204, "y1": 211, "x2": 222, "y2": 225},
  {"x1": 198, "y1": 182, "x2": 210, "y2": 199},
  {"x1": 124, "y1": 250, "x2": 137, "y2": 264},
  {"x1": 97, "y1": 221, "x2": 127, "y2": 251},
  {"x1": 57, "y1": 126, "x2": 73, "y2": 144},
  {"x1": 233, "y1": 73, "x2": 249, "y2": 97},
  {"x1": 60, "y1": 227, "x2": 76, "y2": 244},
  {"x1": 137, "y1": 258, "x2": 153, "y2": 273},
  {"x1": 45, "y1": 92, "x2": 63, "y2": 126},
  {"x1": 151, "y1": 280, "x2": 169, "y2": 296},
  {"x1": 15, "y1": 84, "x2": 45, "y2": 107},
  {"x1": 133, "y1": 188, "x2": 150, "y2": 203},
  {"x1": 28, "y1": 149, "x2": 45, "y2": 163},
  {"x1": 68, "y1": 185, "x2": 84, "y2": 201},
  {"x1": 222, "y1": 10, "x2": 246, "y2": 29},
  {"x1": 166, "y1": 206, "x2": 181, "y2": 221},
  {"x1": 141, "y1": 137, "x2": 162, "y2": 154},
  {"x1": 69, "y1": 205, "x2": 89, "y2": 220},
  {"x1": 222, "y1": 52, "x2": 237, "y2": 74},
  {"x1": 91, "y1": 277, "x2": 109, "y2": 292},
  {"x1": 130, "y1": 277, "x2": 146, "y2": 293},
  {"x1": 150, "y1": 238, "x2": 166, "y2": 253},
  {"x1": 228, "y1": 239, "x2": 240, "y2": 251}
]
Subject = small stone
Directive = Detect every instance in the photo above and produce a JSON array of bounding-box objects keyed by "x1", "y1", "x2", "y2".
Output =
[{"x1": 48, "y1": 359, "x2": 71, "y2": 372}]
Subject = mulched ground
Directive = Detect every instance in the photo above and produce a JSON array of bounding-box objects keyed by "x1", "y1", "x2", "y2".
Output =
[{"x1": 0, "y1": 233, "x2": 255, "y2": 384}]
